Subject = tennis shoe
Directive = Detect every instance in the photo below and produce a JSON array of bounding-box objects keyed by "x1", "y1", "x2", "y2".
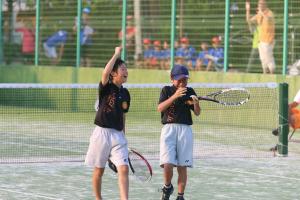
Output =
[
  {"x1": 176, "y1": 196, "x2": 185, "y2": 200},
  {"x1": 161, "y1": 184, "x2": 174, "y2": 200}
]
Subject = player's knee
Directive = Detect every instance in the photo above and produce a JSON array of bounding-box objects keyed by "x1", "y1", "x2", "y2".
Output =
[
  {"x1": 93, "y1": 167, "x2": 104, "y2": 178},
  {"x1": 117, "y1": 165, "x2": 129, "y2": 175}
]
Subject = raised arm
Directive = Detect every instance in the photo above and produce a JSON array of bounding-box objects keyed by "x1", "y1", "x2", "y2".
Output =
[
  {"x1": 245, "y1": 1, "x2": 257, "y2": 24},
  {"x1": 101, "y1": 47, "x2": 122, "y2": 86}
]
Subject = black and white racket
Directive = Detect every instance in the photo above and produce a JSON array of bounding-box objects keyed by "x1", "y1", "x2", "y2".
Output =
[
  {"x1": 108, "y1": 148, "x2": 152, "y2": 182},
  {"x1": 196, "y1": 88, "x2": 250, "y2": 106}
]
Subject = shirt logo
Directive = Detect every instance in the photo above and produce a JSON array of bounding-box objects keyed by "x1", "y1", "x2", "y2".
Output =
[
  {"x1": 166, "y1": 103, "x2": 175, "y2": 122},
  {"x1": 103, "y1": 92, "x2": 116, "y2": 113}
]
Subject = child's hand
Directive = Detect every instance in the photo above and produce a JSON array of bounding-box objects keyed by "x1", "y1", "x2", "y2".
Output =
[
  {"x1": 115, "y1": 46, "x2": 122, "y2": 57},
  {"x1": 190, "y1": 95, "x2": 199, "y2": 105},
  {"x1": 173, "y1": 87, "x2": 187, "y2": 99}
]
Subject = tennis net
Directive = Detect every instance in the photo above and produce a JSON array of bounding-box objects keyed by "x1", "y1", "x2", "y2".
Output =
[{"x1": 0, "y1": 82, "x2": 279, "y2": 164}]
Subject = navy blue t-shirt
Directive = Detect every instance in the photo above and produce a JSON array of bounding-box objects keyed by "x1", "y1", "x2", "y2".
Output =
[
  {"x1": 159, "y1": 85, "x2": 196, "y2": 125},
  {"x1": 94, "y1": 82, "x2": 130, "y2": 131}
]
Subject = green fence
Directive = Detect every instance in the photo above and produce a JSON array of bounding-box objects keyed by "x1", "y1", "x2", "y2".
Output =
[{"x1": 1, "y1": 0, "x2": 299, "y2": 75}]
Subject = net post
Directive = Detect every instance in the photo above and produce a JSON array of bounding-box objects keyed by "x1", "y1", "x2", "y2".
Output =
[{"x1": 278, "y1": 83, "x2": 289, "y2": 156}]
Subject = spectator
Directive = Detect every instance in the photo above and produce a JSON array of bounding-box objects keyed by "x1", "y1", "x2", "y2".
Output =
[
  {"x1": 73, "y1": 7, "x2": 94, "y2": 67},
  {"x1": 271, "y1": 89, "x2": 300, "y2": 150},
  {"x1": 195, "y1": 42, "x2": 210, "y2": 71},
  {"x1": 118, "y1": 15, "x2": 136, "y2": 50},
  {"x1": 231, "y1": 2, "x2": 239, "y2": 15},
  {"x1": 206, "y1": 36, "x2": 224, "y2": 71},
  {"x1": 15, "y1": 19, "x2": 35, "y2": 64},
  {"x1": 289, "y1": 90, "x2": 300, "y2": 131},
  {"x1": 161, "y1": 41, "x2": 171, "y2": 70},
  {"x1": 175, "y1": 37, "x2": 196, "y2": 70},
  {"x1": 142, "y1": 38, "x2": 153, "y2": 69},
  {"x1": 246, "y1": 0, "x2": 276, "y2": 74},
  {"x1": 246, "y1": 13, "x2": 260, "y2": 73},
  {"x1": 43, "y1": 28, "x2": 68, "y2": 65},
  {"x1": 150, "y1": 40, "x2": 163, "y2": 69}
]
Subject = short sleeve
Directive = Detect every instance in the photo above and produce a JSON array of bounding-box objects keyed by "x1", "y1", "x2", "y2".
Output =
[
  {"x1": 189, "y1": 87, "x2": 197, "y2": 97},
  {"x1": 294, "y1": 90, "x2": 300, "y2": 104},
  {"x1": 121, "y1": 88, "x2": 131, "y2": 113},
  {"x1": 159, "y1": 86, "x2": 170, "y2": 104}
]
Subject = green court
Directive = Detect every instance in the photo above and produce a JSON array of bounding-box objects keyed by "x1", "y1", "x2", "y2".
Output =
[
  {"x1": 1, "y1": 158, "x2": 300, "y2": 199},
  {"x1": 1, "y1": 83, "x2": 300, "y2": 199}
]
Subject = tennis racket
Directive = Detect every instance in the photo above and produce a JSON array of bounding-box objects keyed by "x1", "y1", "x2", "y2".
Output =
[
  {"x1": 196, "y1": 88, "x2": 250, "y2": 106},
  {"x1": 108, "y1": 148, "x2": 153, "y2": 182}
]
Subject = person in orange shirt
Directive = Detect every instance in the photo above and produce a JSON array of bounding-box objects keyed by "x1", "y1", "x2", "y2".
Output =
[
  {"x1": 289, "y1": 90, "x2": 300, "y2": 131},
  {"x1": 271, "y1": 90, "x2": 300, "y2": 146},
  {"x1": 246, "y1": 0, "x2": 275, "y2": 74}
]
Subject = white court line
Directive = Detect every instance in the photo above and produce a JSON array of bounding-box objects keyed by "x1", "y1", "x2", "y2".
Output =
[
  {"x1": 0, "y1": 187, "x2": 63, "y2": 200},
  {"x1": 204, "y1": 166, "x2": 300, "y2": 181},
  {"x1": 0, "y1": 141, "x2": 83, "y2": 153}
]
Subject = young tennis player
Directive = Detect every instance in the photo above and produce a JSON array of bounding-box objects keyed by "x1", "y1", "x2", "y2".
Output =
[
  {"x1": 158, "y1": 65, "x2": 201, "y2": 200},
  {"x1": 85, "y1": 46, "x2": 130, "y2": 200}
]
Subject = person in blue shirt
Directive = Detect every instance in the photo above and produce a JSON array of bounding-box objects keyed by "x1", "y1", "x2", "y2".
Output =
[
  {"x1": 161, "y1": 41, "x2": 171, "y2": 70},
  {"x1": 43, "y1": 29, "x2": 68, "y2": 65},
  {"x1": 206, "y1": 36, "x2": 224, "y2": 71},
  {"x1": 142, "y1": 38, "x2": 153, "y2": 69},
  {"x1": 195, "y1": 42, "x2": 210, "y2": 70},
  {"x1": 175, "y1": 37, "x2": 196, "y2": 70},
  {"x1": 151, "y1": 40, "x2": 164, "y2": 69},
  {"x1": 73, "y1": 7, "x2": 94, "y2": 67}
]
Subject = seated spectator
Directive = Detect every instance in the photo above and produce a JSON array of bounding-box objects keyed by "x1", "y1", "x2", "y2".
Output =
[
  {"x1": 15, "y1": 19, "x2": 35, "y2": 64},
  {"x1": 195, "y1": 42, "x2": 210, "y2": 71},
  {"x1": 43, "y1": 29, "x2": 68, "y2": 65},
  {"x1": 81, "y1": 7, "x2": 94, "y2": 67},
  {"x1": 150, "y1": 40, "x2": 163, "y2": 69},
  {"x1": 206, "y1": 36, "x2": 224, "y2": 71},
  {"x1": 161, "y1": 41, "x2": 170, "y2": 70},
  {"x1": 142, "y1": 38, "x2": 153, "y2": 69},
  {"x1": 118, "y1": 15, "x2": 136, "y2": 50},
  {"x1": 175, "y1": 37, "x2": 196, "y2": 70},
  {"x1": 73, "y1": 7, "x2": 94, "y2": 67}
]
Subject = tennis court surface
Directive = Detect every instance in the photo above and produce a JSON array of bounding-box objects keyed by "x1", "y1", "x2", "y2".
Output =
[
  {"x1": 1, "y1": 158, "x2": 300, "y2": 199},
  {"x1": 1, "y1": 83, "x2": 300, "y2": 199}
]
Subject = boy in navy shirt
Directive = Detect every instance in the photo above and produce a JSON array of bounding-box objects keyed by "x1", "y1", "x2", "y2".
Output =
[
  {"x1": 85, "y1": 47, "x2": 130, "y2": 200},
  {"x1": 158, "y1": 65, "x2": 201, "y2": 200}
]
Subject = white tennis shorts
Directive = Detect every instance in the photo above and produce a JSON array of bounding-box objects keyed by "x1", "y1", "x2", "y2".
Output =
[
  {"x1": 258, "y1": 42, "x2": 275, "y2": 72},
  {"x1": 160, "y1": 123, "x2": 193, "y2": 167},
  {"x1": 85, "y1": 126, "x2": 129, "y2": 168},
  {"x1": 43, "y1": 42, "x2": 57, "y2": 58}
]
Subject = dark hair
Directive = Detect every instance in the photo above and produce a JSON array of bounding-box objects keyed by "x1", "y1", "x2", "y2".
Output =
[{"x1": 109, "y1": 58, "x2": 126, "y2": 80}]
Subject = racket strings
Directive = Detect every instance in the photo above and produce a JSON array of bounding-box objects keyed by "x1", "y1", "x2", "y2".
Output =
[
  {"x1": 216, "y1": 90, "x2": 249, "y2": 105},
  {"x1": 129, "y1": 152, "x2": 151, "y2": 182}
]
